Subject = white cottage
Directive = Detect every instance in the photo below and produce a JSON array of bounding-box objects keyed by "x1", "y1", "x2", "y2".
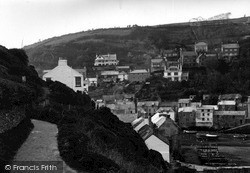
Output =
[{"x1": 43, "y1": 58, "x2": 88, "y2": 93}]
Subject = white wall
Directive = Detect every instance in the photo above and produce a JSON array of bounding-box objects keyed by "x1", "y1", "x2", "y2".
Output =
[{"x1": 43, "y1": 59, "x2": 85, "y2": 92}]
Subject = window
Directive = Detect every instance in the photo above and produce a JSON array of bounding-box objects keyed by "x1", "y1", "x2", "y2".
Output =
[
  {"x1": 202, "y1": 118, "x2": 205, "y2": 121},
  {"x1": 174, "y1": 72, "x2": 178, "y2": 75},
  {"x1": 75, "y1": 77, "x2": 81, "y2": 87},
  {"x1": 168, "y1": 73, "x2": 171, "y2": 76},
  {"x1": 207, "y1": 118, "x2": 209, "y2": 121}
]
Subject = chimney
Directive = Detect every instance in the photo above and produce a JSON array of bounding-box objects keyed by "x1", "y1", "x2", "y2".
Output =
[{"x1": 58, "y1": 58, "x2": 67, "y2": 66}]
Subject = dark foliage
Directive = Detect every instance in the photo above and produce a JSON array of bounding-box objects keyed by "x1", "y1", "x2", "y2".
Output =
[
  {"x1": 0, "y1": 118, "x2": 34, "y2": 173},
  {"x1": 57, "y1": 107, "x2": 168, "y2": 172}
]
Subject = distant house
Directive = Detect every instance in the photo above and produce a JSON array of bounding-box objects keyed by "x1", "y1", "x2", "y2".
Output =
[
  {"x1": 88, "y1": 77, "x2": 98, "y2": 87},
  {"x1": 94, "y1": 54, "x2": 119, "y2": 66},
  {"x1": 43, "y1": 58, "x2": 88, "y2": 93},
  {"x1": 163, "y1": 65, "x2": 188, "y2": 82},
  {"x1": 118, "y1": 71, "x2": 128, "y2": 81},
  {"x1": 116, "y1": 66, "x2": 130, "y2": 73},
  {"x1": 178, "y1": 107, "x2": 197, "y2": 128},
  {"x1": 178, "y1": 98, "x2": 191, "y2": 108},
  {"x1": 151, "y1": 57, "x2": 165, "y2": 73},
  {"x1": 156, "y1": 107, "x2": 176, "y2": 122},
  {"x1": 194, "y1": 42, "x2": 208, "y2": 54},
  {"x1": 213, "y1": 111, "x2": 246, "y2": 129},
  {"x1": 217, "y1": 94, "x2": 242, "y2": 111},
  {"x1": 128, "y1": 69, "x2": 150, "y2": 82},
  {"x1": 195, "y1": 105, "x2": 218, "y2": 127},
  {"x1": 137, "y1": 101, "x2": 160, "y2": 117},
  {"x1": 100, "y1": 70, "x2": 119, "y2": 82},
  {"x1": 182, "y1": 51, "x2": 197, "y2": 68},
  {"x1": 220, "y1": 43, "x2": 239, "y2": 62}
]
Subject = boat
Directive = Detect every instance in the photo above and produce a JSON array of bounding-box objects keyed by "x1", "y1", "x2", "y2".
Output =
[
  {"x1": 183, "y1": 130, "x2": 197, "y2": 134},
  {"x1": 205, "y1": 134, "x2": 219, "y2": 139}
]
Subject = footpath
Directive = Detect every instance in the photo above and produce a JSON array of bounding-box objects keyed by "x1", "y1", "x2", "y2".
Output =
[{"x1": 12, "y1": 119, "x2": 78, "y2": 173}]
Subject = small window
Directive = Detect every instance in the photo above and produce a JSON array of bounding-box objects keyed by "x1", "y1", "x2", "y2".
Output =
[
  {"x1": 75, "y1": 77, "x2": 81, "y2": 87},
  {"x1": 202, "y1": 118, "x2": 205, "y2": 121},
  {"x1": 207, "y1": 118, "x2": 209, "y2": 121}
]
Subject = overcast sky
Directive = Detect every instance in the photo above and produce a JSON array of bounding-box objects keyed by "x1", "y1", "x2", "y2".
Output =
[{"x1": 1, "y1": 0, "x2": 250, "y2": 48}]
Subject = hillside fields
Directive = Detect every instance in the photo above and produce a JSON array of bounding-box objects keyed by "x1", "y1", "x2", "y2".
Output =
[{"x1": 24, "y1": 17, "x2": 250, "y2": 76}]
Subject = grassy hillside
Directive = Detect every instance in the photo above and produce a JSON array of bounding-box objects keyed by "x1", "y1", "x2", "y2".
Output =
[{"x1": 24, "y1": 17, "x2": 250, "y2": 76}]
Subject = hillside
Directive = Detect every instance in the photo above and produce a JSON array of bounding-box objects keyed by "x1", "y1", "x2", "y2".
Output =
[{"x1": 24, "y1": 17, "x2": 250, "y2": 76}]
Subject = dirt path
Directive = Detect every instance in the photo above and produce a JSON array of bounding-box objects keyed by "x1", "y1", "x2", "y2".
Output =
[{"x1": 13, "y1": 119, "x2": 78, "y2": 173}]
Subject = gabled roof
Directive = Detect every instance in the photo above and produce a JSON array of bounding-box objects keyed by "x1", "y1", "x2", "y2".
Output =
[
  {"x1": 43, "y1": 63, "x2": 82, "y2": 78},
  {"x1": 178, "y1": 107, "x2": 196, "y2": 113},
  {"x1": 137, "y1": 124, "x2": 154, "y2": 140},
  {"x1": 214, "y1": 111, "x2": 246, "y2": 116},
  {"x1": 195, "y1": 42, "x2": 208, "y2": 46},
  {"x1": 96, "y1": 54, "x2": 117, "y2": 60},
  {"x1": 129, "y1": 69, "x2": 148, "y2": 74},
  {"x1": 101, "y1": 71, "x2": 119, "y2": 76},
  {"x1": 219, "y1": 94, "x2": 242, "y2": 101},
  {"x1": 178, "y1": 98, "x2": 190, "y2": 103},
  {"x1": 151, "y1": 58, "x2": 163, "y2": 63},
  {"x1": 221, "y1": 43, "x2": 239, "y2": 49},
  {"x1": 218, "y1": 100, "x2": 236, "y2": 105},
  {"x1": 197, "y1": 105, "x2": 218, "y2": 110}
]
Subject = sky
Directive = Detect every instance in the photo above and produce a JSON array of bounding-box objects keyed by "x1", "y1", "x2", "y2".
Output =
[{"x1": 0, "y1": 0, "x2": 250, "y2": 49}]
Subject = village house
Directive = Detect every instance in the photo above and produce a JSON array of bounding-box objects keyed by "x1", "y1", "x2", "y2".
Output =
[
  {"x1": 116, "y1": 66, "x2": 130, "y2": 73},
  {"x1": 217, "y1": 94, "x2": 242, "y2": 111},
  {"x1": 88, "y1": 77, "x2": 98, "y2": 87},
  {"x1": 158, "y1": 101, "x2": 178, "y2": 112},
  {"x1": 117, "y1": 71, "x2": 128, "y2": 81},
  {"x1": 128, "y1": 69, "x2": 150, "y2": 82},
  {"x1": 220, "y1": 43, "x2": 240, "y2": 62},
  {"x1": 43, "y1": 58, "x2": 88, "y2": 93},
  {"x1": 100, "y1": 70, "x2": 119, "y2": 82},
  {"x1": 137, "y1": 101, "x2": 160, "y2": 117},
  {"x1": 94, "y1": 54, "x2": 119, "y2": 66},
  {"x1": 194, "y1": 42, "x2": 208, "y2": 54},
  {"x1": 213, "y1": 110, "x2": 246, "y2": 129},
  {"x1": 178, "y1": 98, "x2": 191, "y2": 108},
  {"x1": 150, "y1": 57, "x2": 165, "y2": 73},
  {"x1": 182, "y1": 51, "x2": 197, "y2": 68},
  {"x1": 195, "y1": 105, "x2": 218, "y2": 127},
  {"x1": 156, "y1": 107, "x2": 176, "y2": 122},
  {"x1": 163, "y1": 64, "x2": 189, "y2": 82},
  {"x1": 178, "y1": 107, "x2": 196, "y2": 128}
]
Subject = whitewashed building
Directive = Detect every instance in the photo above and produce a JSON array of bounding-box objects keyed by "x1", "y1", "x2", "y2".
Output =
[
  {"x1": 43, "y1": 58, "x2": 88, "y2": 93},
  {"x1": 94, "y1": 54, "x2": 119, "y2": 66}
]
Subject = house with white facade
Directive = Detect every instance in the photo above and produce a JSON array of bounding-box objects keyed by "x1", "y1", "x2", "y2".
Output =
[
  {"x1": 163, "y1": 63, "x2": 188, "y2": 82},
  {"x1": 94, "y1": 54, "x2": 119, "y2": 66},
  {"x1": 43, "y1": 58, "x2": 88, "y2": 93}
]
